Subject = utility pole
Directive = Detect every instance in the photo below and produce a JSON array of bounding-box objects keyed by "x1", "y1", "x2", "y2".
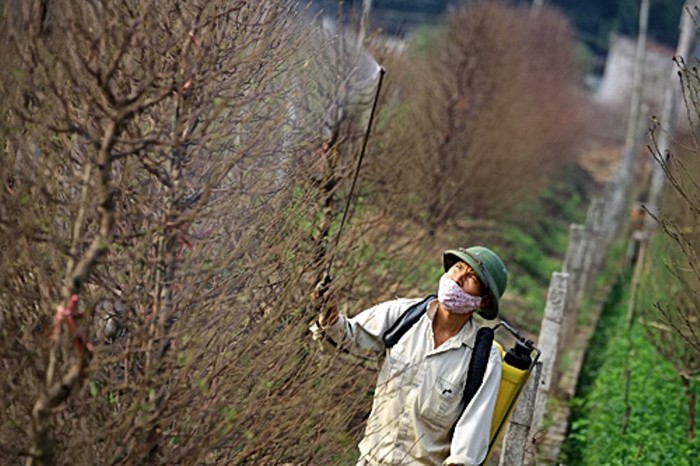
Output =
[
  {"x1": 606, "y1": 0, "x2": 650, "y2": 241},
  {"x1": 358, "y1": 0, "x2": 372, "y2": 48},
  {"x1": 645, "y1": 1, "x2": 698, "y2": 226}
]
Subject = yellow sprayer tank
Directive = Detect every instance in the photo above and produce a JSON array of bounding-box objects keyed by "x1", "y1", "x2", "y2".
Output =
[
  {"x1": 482, "y1": 334, "x2": 539, "y2": 465},
  {"x1": 490, "y1": 342, "x2": 530, "y2": 440}
]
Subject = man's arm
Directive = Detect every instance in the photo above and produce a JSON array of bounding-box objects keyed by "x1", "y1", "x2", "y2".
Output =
[
  {"x1": 443, "y1": 345, "x2": 502, "y2": 466},
  {"x1": 311, "y1": 298, "x2": 422, "y2": 354}
]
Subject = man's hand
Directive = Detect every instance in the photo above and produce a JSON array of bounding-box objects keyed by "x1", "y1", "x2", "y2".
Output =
[
  {"x1": 318, "y1": 301, "x2": 339, "y2": 328},
  {"x1": 311, "y1": 274, "x2": 338, "y2": 328}
]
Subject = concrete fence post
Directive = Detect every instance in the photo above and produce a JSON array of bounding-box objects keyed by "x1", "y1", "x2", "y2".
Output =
[
  {"x1": 561, "y1": 225, "x2": 584, "y2": 344},
  {"x1": 582, "y1": 198, "x2": 606, "y2": 293},
  {"x1": 530, "y1": 272, "x2": 568, "y2": 441},
  {"x1": 601, "y1": 185, "x2": 620, "y2": 247},
  {"x1": 498, "y1": 361, "x2": 543, "y2": 466},
  {"x1": 562, "y1": 225, "x2": 585, "y2": 282},
  {"x1": 586, "y1": 197, "x2": 605, "y2": 236},
  {"x1": 574, "y1": 230, "x2": 593, "y2": 311}
]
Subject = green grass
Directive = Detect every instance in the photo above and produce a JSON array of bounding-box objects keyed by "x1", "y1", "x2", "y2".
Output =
[
  {"x1": 502, "y1": 224, "x2": 564, "y2": 313},
  {"x1": 563, "y1": 272, "x2": 700, "y2": 465},
  {"x1": 576, "y1": 238, "x2": 627, "y2": 327},
  {"x1": 498, "y1": 165, "x2": 592, "y2": 324}
]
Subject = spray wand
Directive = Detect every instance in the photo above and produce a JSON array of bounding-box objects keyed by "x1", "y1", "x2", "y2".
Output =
[
  {"x1": 311, "y1": 67, "x2": 386, "y2": 348},
  {"x1": 318, "y1": 66, "x2": 386, "y2": 290}
]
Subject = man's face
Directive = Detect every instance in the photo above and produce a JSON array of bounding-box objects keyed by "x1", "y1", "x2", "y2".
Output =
[{"x1": 447, "y1": 261, "x2": 486, "y2": 297}]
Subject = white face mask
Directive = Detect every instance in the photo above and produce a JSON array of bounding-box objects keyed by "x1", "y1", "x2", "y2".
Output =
[{"x1": 437, "y1": 273, "x2": 483, "y2": 314}]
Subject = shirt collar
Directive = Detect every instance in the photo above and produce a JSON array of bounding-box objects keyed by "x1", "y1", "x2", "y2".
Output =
[{"x1": 426, "y1": 300, "x2": 478, "y2": 349}]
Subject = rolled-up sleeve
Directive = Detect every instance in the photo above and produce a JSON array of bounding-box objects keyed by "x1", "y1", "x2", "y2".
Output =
[{"x1": 443, "y1": 345, "x2": 502, "y2": 466}]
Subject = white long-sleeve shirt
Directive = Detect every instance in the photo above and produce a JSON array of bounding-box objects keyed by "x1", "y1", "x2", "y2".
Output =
[{"x1": 312, "y1": 298, "x2": 502, "y2": 466}]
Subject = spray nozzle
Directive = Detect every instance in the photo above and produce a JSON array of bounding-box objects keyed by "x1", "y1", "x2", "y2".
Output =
[
  {"x1": 498, "y1": 320, "x2": 533, "y2": 346},
  {"x1": 495, "y1": 320, "x2": 540, "y2": 370}
]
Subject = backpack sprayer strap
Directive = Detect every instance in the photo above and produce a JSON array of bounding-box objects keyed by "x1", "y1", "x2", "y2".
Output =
[
  {"x1": 462, "y1": 327, "x2": 495, "y2": 406},
  {"x1": 382, "y1": 295, "x2": 437, "y2": 348}
]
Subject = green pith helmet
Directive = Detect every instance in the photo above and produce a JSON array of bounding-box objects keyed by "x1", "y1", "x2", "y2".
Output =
[{"x1": 443, "y1": 246, "x2": 508, "y2": 320}]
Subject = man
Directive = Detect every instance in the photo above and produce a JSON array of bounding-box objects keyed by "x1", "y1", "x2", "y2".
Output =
[{"x1": 311, "y1": 246, "x2": 508, "y2": 466}]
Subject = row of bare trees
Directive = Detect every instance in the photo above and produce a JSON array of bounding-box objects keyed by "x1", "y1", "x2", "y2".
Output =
[
  {"x1": 619, "y1": 2, "x2": 700, "y2": 442},
  {"x1": 0, "y1": 1, "x2": 373, "y2": 463},
  {"x1": 641, "y1": 70, "x2": 700, "y2": 439},
  {"x1": 0, "y1": 1, "x2": 589, "y2": 464}
]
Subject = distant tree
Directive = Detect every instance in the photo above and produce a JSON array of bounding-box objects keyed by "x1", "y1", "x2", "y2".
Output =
[{"x1": 373, "y1": 1, "x2": 587, "y2": 234}]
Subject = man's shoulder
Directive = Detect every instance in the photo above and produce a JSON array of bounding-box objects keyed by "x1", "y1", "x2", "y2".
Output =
[{"x1": 376, "y1": 296, "x2": 433, "y2": 311}]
